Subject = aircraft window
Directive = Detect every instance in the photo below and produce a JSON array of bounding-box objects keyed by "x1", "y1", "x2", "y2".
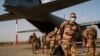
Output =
[{"x1": 41, "y1": 0, "x2": 56, "y2": 4}]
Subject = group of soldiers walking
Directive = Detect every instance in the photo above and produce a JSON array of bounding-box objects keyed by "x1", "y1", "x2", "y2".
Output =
[{"x1": 29, "y1": 13, "x2": 97, "y2": 56}]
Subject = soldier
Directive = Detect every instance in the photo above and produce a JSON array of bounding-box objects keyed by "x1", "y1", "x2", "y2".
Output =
[
  {"x1": 60, "y1": 13, "x2": 79, "y2": 56},
  {"x1": 40, "y1": 33, "x2": 46, "y2": 54},
  {"x1": 50, "y1": 27, "x2": 58, "y2": 56},
  {"x1": 38, "y1": 37, "x2": 41, "y2": 49},
  {"x1": 53, "y1": 29, "x2": 65, "y2": 56},
  {"x1": 46, "y1": 31, "x2": 54, "y2": 48},
  {"x1": 46, "y1": 27, "x2": 58, "y2": 48},
  {"x1": 82, "y1": 25, "x2": 97, "y2": 56},
  {"x1": 59, "y1": 13, "x2": 77, "y2": 40},
  {"x1": 30, "y1": 33, "x2": 38, "y2": 54},
  {"x1": 55, "y1": 29, "x2": 62, "y2": 45}
]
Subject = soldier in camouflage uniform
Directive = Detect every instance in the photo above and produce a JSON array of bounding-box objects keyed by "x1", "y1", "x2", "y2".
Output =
[
  {"x1": 40, "y1": 33, "x2": 46, "y2": 54},
  {"x1": 46, "y1": 31, "x2": 54, "y2": 49},
  {"x1": 82, "y1": 25, "x2": 97, "y2": 56},
  {"x1": 60, "y1": 13, "x2": 79, "y2": 56},
  {"x1": 49, "y1": 27, "x2": 58, "y2": 56},
  {"x1": 30, "y1": 33, "x2": 38, "y2": 54}
]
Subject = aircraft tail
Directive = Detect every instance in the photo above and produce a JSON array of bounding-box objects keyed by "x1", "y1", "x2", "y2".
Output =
[{"x1": 4, "y1": 0, "x2": 41, "y2": 7}]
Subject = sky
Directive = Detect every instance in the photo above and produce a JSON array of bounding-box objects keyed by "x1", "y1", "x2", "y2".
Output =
[{"x1": 0, "y1": 0, "x2": 100, "y2": 42}]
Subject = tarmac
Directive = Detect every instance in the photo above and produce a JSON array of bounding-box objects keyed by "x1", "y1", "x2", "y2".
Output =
[
  {"x1": 0, "y1": 40, "x2": 100, "y2": 56},
  {"x1": 0, "y1": 44, "x2": 50, "y2": 56}
]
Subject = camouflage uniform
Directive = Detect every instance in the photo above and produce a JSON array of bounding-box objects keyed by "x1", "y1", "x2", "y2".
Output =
[
  {"x1": 49, "y1": 27, "x2": 58, "y2": 56},
  {"x1": 83, "y1": 26, "x2": 97, "y2": 56},
  {"x1": 40, "y1": 33, "x2": 46, "y2": 54},
  {"x1": 55, "y1": 29, "x2": 62, "y2": 48},
  {"x1": 60, "y1": 21, "x2": 79, "y2": 56},
  {"x1": 50, "y1": 35, "x2": 56, "y2": 56},
  {"x1": 30, "y1": 33, "x2": 38, "y2": 54},
  {"x1": 46, "y1": 31, "x2": 55, "y2": 49},
  {"x1": 50, "y1": 35, "x2": 56, "y2": 52},
  {"x1": 45, "y1": 31, "x2": 55, "y2": 55}
]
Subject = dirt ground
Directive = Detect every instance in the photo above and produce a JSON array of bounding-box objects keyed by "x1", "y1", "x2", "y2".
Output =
[
  {"x1": 0, "y1": 43, "x2": 100, "y2": 56},
  {"x1": 0, "y1": 44, "x2": 50, "y2": 56}
]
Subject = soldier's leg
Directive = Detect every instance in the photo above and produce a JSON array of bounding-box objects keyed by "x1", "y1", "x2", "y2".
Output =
[
  {"x1": 87, "y1": 47, "x2": 92, "y2": 56},
  {"x1": 50, "y1": 44, "x2": 53, "y2": 52},
  {"x1": 44, "y1": 45, "x2": 47, "y2": 54},
  {"x1": 41, "y1": 44, "x2": 44, "y2": 54},
  {"x1": 71, "y1": 43, "x2": 77, "y2": 56},
  {"x1": 92, "y1": 41, "x2": 96, "y2": 56},
  {"x1": 90, "y1": 47, "x2": 95, "y2": 56},
  {"x1": 86, "y1": 47, "x2": 90, "y2": 56},
  {"x1": 32, "y1": 43, "x2": 35, "y2": 54},
  {"x1": 93, "y1": 46, "x2": 96, "y2": 56},
  {"x1": 34, "y1": 43, "x2": 36, "y2": 54},
  {"x1": 50, "y1": 43, "x2": 55, "y2": 56},
  {"x1": 62, "y1": 43, "x2": 71, "y2": 56},
  {"x1": 42, "y1": 45, "x2": 46, "y2": 54},
  {"x1": 50, "y1": 47, "x2": 53, "y2": 56}
]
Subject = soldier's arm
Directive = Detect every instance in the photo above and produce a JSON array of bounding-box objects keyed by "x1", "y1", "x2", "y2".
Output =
[
  {"x1": 77, "y1": 24, "x2": 82, "y2": 36},
  {"x1": 56, "y1": 29, "x2": 61, "y2": 39},
  {"x1": 82, "y1": 30, "x2": 88, "y2": 47},
  {"x1": 46, "y1": 31, "x2": 54, "y2": 38},
  {"x1": 59, "y1": 20, "x2": 69, "y2": 38},
  {"x1": 94, "y1": 29, "x2": 97, "y2": 40},
  {"x1": 82, "y1": 37, "x2": 86, "y2": 47},
  {"x1": 83, "y1": 30, "x2": 88, "y2": 38},
  {"x1": 59, "y1": 20, "x2": 69, "y2": 29},
  {"x1": 82, "y1": 32, "x2": 86, "y2": 47},
  {"x1": 34, "y1": 33, "x2": 37, "y2": 38},
  {"x1": 28, "y1": 36, "x2": 32, "y2": 44},
  {"x1": 50, "y1": 31, "x2": 56, "y2": 37}
]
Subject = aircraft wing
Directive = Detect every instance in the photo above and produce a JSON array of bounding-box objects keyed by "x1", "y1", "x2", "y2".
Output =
[
  {"x1": 79, "y1": 21, "x2": 100, "y2": 28},
  {"x1": 26, "y1": 0, "x2": 90, "y2": 13},
  {"x1": 17, "y1": 29, "x2": 39, "y2": 33},
  {"x1": 0, "y1": 0, "x2": 89, "y2": 22},
  {"x1": 0, "y1": 13, "x2": 23, "y2": 21}
]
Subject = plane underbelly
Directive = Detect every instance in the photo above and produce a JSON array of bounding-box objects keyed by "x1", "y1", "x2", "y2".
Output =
[{"x1": 47, "y1": 14, "x2": 65, "y2": 26}]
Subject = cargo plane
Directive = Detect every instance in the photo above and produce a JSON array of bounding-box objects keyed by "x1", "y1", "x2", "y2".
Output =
[{"x1": 0, "y1": 0, "x2": 100, "y2": 34}]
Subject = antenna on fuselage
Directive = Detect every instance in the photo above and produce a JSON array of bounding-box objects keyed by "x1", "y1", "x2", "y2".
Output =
[
  {"x1": 64, "y1": 13, "x2": 66, "y2": 19},
  {"x1": 90, "y1": 17, "x2": 96, "y2": 26},
  {"x1": 81, "y1": 12, "x2": 84, "y2": 24}
]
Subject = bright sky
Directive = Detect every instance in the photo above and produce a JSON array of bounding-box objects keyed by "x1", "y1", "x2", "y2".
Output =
[{"x1": 0, "y1": 0, "x2": 100, "y2": 42}]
